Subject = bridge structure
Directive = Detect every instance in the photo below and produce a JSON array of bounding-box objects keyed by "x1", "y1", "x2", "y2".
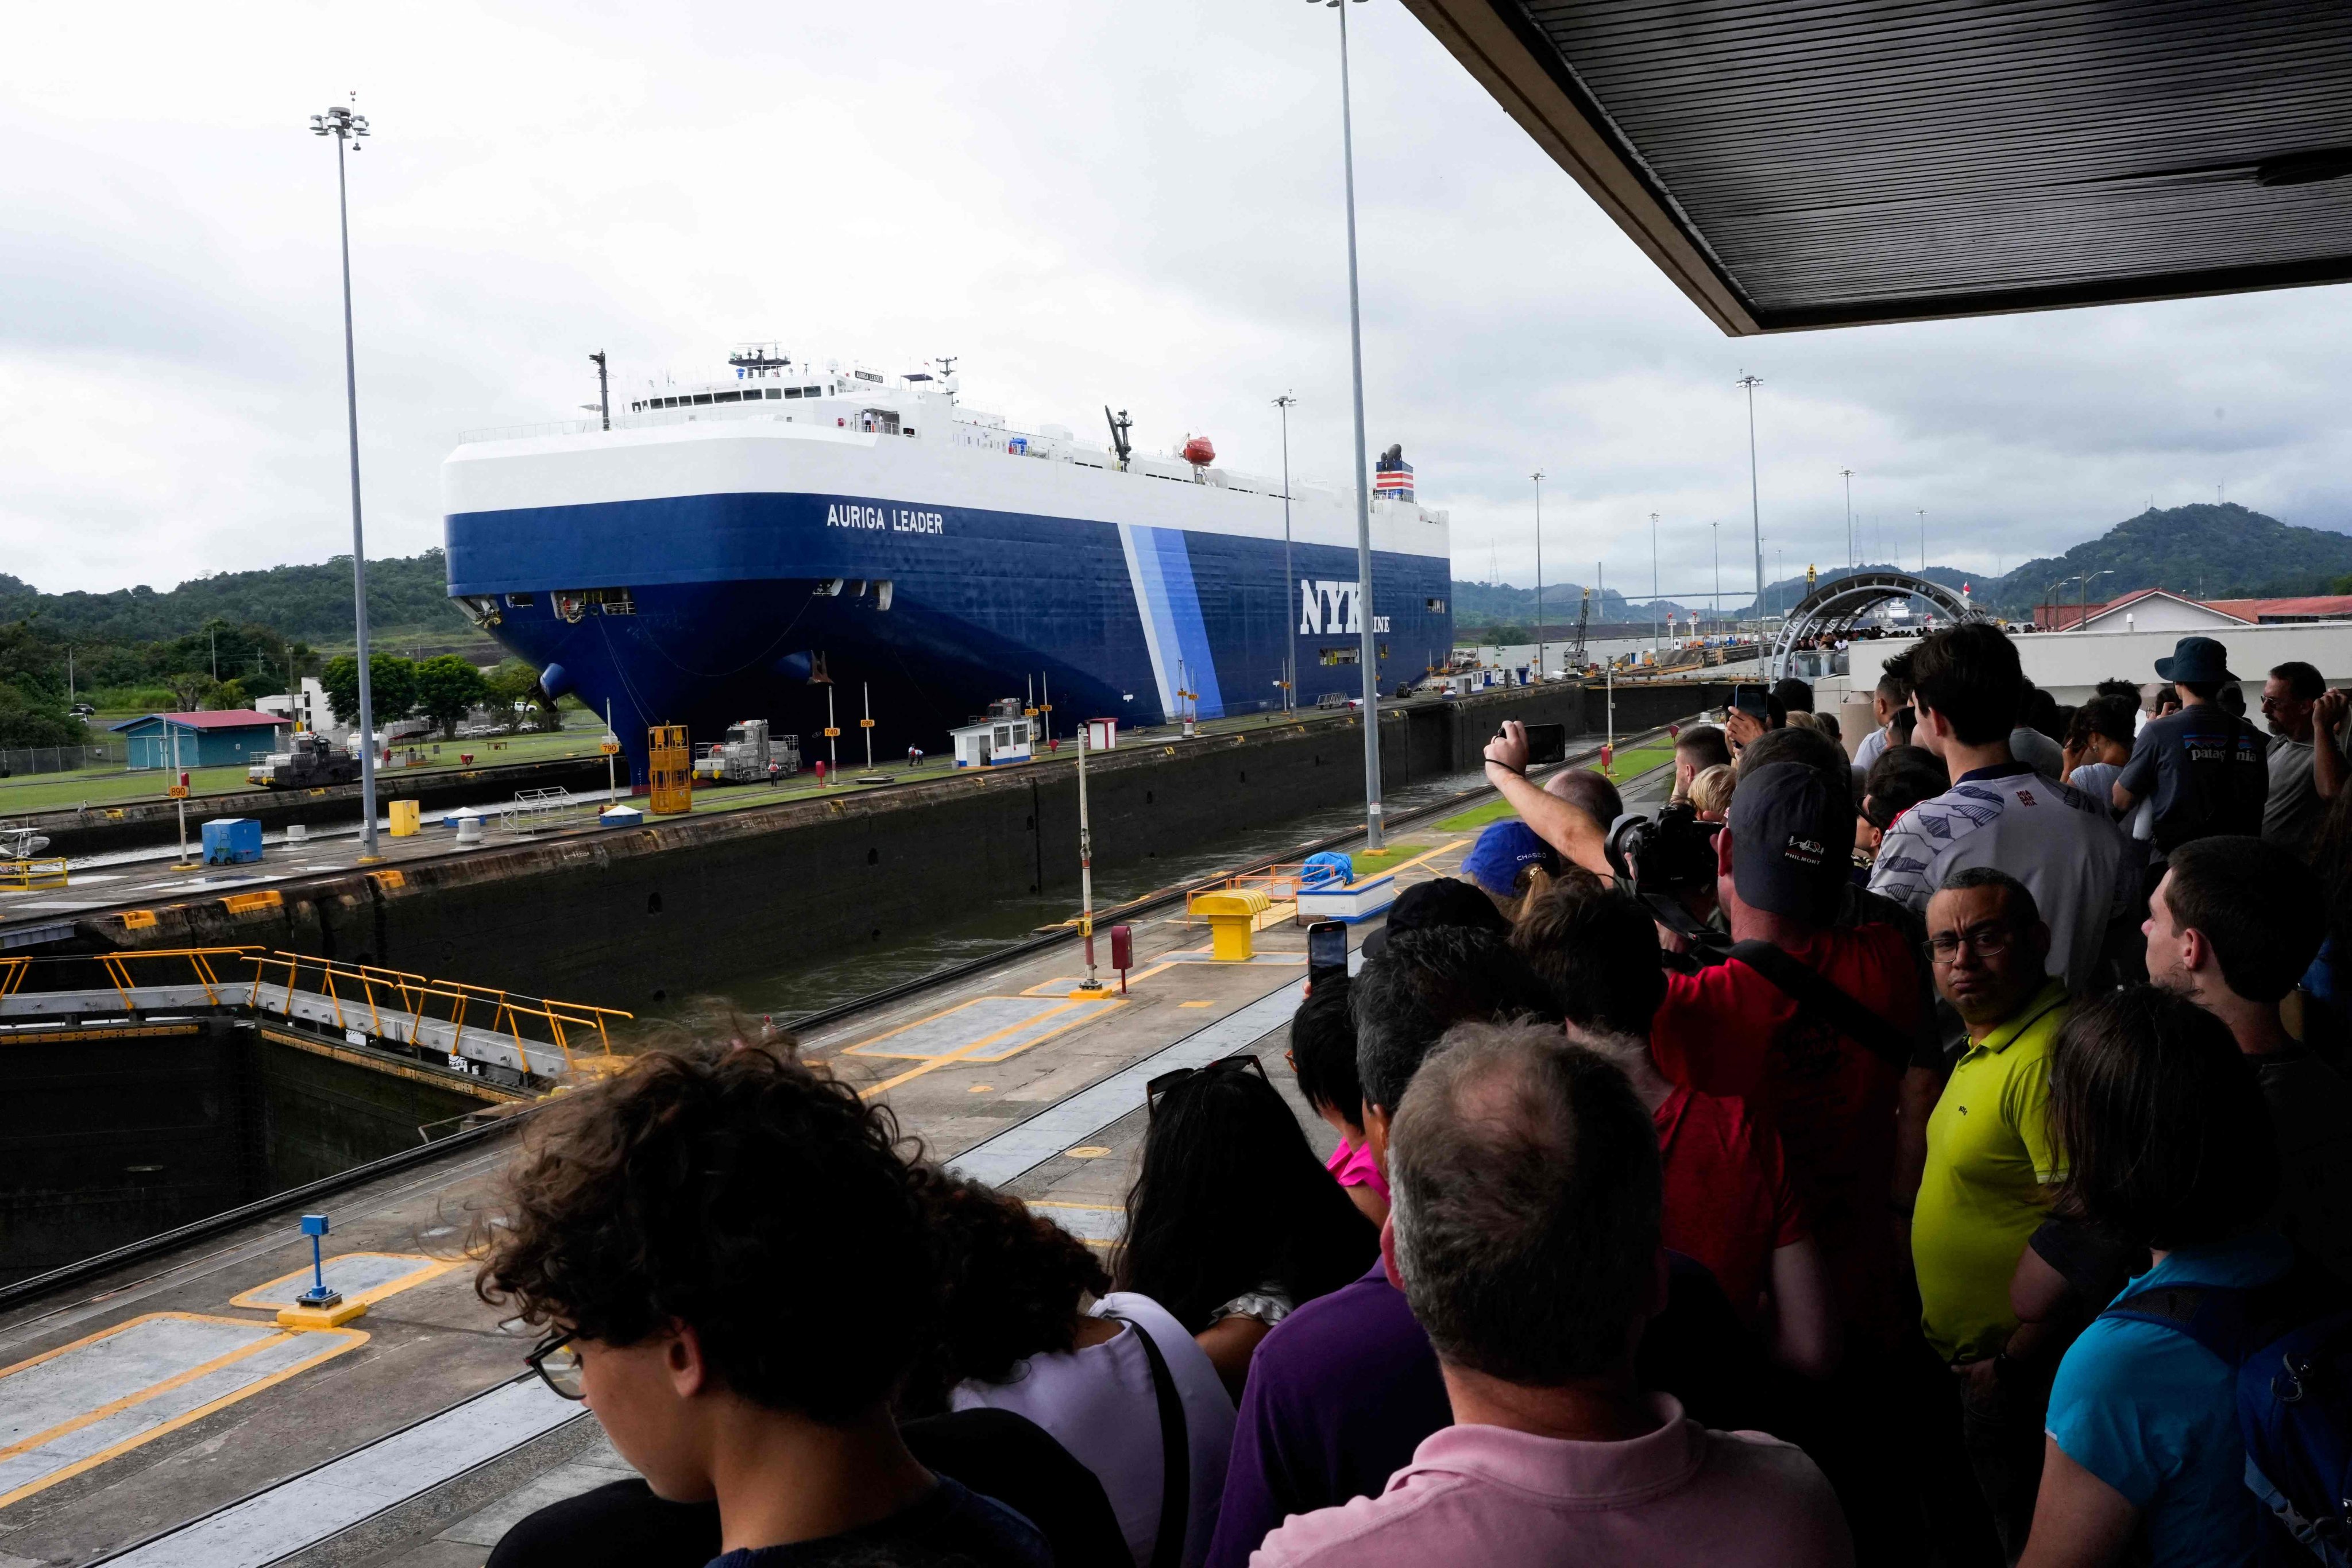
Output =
[
  {"x1": 0, "y1": 947, "x2": 629, "y2": 1084},
  {"x1": 1765, "y1": 570, "x2": 1985, "y2": 682}
]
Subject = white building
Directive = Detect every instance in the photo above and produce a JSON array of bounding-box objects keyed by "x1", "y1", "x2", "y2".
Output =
[{"x1": 256, "y1": 676, "x2": 345, "y2": 741}]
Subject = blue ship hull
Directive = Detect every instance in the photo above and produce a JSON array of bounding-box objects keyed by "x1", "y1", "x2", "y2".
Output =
[{"x1": 446, "y1": 490, "x2": 1453, "y2": 774}]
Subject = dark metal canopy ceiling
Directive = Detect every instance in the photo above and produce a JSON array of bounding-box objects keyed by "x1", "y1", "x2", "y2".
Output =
[{"x1": 1403, "y1": 0, "x2": 2352, "y2": 334}]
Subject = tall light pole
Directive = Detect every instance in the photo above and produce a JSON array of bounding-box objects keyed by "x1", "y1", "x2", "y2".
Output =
[
  {"x1": 1737, "y1": 372, "x2": 1763, "y2": 638},
  {"x1": 1649, "y1": 511, "x2": 1660, "y2": 651},
  {"x1": 1839, "y1": 467, "x2": 1855, "y2": 570},
  {"x1": 1918, "y1": 507, "x2": 1927, "y2": 575},
  {"x1": 1710, "y1": 520, "x2": 1721, "y2": 636},
  {"x1": 1532, "y1": 470, "x2": 1546, "y2": 678},
  {"x1": 312, "y1": 101, "x2": 381, "y2": 863},
  {"x1": 1275, "y1": 393, "x2": 1297, "y2": 713},
  {"x1": 1312, "y1": 0, "x2": 1384, "y2": 848}
]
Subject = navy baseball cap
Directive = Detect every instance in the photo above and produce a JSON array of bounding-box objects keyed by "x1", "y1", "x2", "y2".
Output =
[
  {"x1": 1729, "y1": 686, "x2": 1771, "y2": 719},
  {"x1": 1727, "y1": 762, "x2": 1853, "y2": 922},
  {"x1": 2155, "y1": 635, "x2": 2236, "y2": 685},
  {"x1": 1459, "y1": 821, "x2": 1560, "y2": 898},
  {"x1": 1365, "y1": 876, "x2": 1510, "y2": 959}
]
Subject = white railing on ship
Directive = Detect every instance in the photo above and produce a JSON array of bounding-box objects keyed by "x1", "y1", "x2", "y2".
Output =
[{"x1": 459, "y1": 401, "x2": 802, "y2": 443}]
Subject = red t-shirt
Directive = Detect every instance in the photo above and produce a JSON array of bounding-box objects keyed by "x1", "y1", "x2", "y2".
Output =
[
  {"x1": 1654, "y1": 1083, "x2": 1807, "y2": 1326},
  {"x1": 1652, "y1": 924, "x2": 1921, "y2": 1340}
]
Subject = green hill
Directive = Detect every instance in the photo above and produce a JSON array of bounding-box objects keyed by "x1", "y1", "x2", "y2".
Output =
[
  {"x1": 0, "y1": 550, "x2": 472, "y2": 648},
  {"x1": 1985, "y1": 503, "x2": 2352, "y2": 616}
]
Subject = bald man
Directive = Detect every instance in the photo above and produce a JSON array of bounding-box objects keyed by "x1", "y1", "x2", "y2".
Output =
[{"x1": 1546, "y1": 766, "x2": 1624, "y2": 832}]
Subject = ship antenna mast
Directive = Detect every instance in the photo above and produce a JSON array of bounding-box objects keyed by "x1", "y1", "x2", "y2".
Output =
[{"x1": 1104, "y1": 407, "x2": 1133, "y2": 472}]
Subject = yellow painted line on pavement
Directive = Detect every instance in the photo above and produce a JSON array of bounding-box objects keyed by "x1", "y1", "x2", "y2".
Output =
[{"x1": 858, "y1": 999, "x2": 1126, "y2": 1099}]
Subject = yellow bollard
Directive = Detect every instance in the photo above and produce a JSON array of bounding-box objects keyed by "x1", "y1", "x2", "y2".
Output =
[
  {"x1": 1193, "y1": 890, "x2": 1272, "y2": 962},
  {"x1": 388, "y1": 799, "x2": 421, "y2": 837}
]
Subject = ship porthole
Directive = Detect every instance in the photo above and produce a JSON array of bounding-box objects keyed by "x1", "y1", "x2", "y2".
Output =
[
  {"x1": 647, "y1": 892, "x2": 663, "y2": 916},
  {"x1": 867, "y1": 847, "x2": 879, "y2": 866}
]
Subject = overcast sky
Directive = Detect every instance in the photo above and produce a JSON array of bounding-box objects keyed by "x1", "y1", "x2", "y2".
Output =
[{"x1": 6, "y1": 0, "x2": 2349, "y2": 609}]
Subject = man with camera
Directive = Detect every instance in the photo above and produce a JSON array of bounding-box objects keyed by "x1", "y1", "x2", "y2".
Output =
[{"x1": 1485, "y1": 726, "x2": 1936, "y2": 1556}]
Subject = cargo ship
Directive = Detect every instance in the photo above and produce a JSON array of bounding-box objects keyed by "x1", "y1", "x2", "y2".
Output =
[{"x1": 442, "y1": 348, "x2": 1454, "y2": 768}]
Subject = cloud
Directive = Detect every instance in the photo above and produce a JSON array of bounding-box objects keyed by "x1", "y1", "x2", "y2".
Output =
[{"x1": 2, "y1": 0, "x2": 2347, "y2": 611}]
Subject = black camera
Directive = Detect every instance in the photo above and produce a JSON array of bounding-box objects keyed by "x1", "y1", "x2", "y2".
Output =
[{"x1": 1605, "y1": 803, "x2": 1721, "y2": 899}]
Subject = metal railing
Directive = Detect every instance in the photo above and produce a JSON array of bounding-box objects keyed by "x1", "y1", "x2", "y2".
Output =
[
  {"x1": 0, "y1": 857, "x2": 71, "y2": 892},
  {"x1": 499, "y1": 787, "x2": 596, "y2": 834},
  {"x1": 0, "y1": 946, "x2": 631, "y2": 1082},
  {"x1": 241, "y1": 951, "x2": 631, "y2": 1075},
  {"x1": 1, "y1": 741, "x2": 126, "y2": 777}
]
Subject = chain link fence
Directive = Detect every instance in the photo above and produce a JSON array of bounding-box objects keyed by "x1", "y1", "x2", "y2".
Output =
[{"x1": 0, "y1": 741, "x2": 127, "y2": 778}]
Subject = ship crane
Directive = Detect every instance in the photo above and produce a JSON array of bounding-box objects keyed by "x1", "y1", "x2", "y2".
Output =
[{"x1": 1104, "y1": 407, "x2": 1133, "y2": 472}]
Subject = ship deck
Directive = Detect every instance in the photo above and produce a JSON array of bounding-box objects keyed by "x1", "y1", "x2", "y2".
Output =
[{"x1": 0, "y1": 752, "x2": 1675, "y2": 1568}]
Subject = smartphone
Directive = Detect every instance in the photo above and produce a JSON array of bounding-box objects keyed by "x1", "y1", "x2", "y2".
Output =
[
  {"x1": 1306, "y1": 920, "x2": 1348, "y2": 985},
  {"x1": 1523, "y1": 722, "x2": 1568, "y2": 766}
]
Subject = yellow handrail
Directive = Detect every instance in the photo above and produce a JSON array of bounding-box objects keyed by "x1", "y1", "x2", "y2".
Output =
[{"x1": 2, "y1": 946, "x2": 631, "y2": 1076}]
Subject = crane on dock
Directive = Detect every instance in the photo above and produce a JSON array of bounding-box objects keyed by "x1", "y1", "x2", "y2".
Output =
[{"x1": 1570, "y1": 586, "x2": 1591, "y2": 670}]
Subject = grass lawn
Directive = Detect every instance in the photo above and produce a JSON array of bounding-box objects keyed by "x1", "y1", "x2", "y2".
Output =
[
  {"x1": 1435, "y1": 745, "x2": 1677, "y2": 832},
  {"x1": 0, "y1": 725, "x2": 609, "y2": 816}
]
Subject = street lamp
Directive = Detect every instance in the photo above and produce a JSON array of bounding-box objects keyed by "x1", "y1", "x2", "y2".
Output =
[
  {"x1": 1275, "y1": 393, "x2": 1297, "y2": 713},
  {"x1": 1308, "y1": 0, "x2": 1384, "y2": 849},
  {"x1": 1710, "y1": 520, "x2": 1721, "y2": 637},
  {"x1": 311, "y1": 101, "x2": 381, "y2": 864},
  {"x1": 1649, "y1": 511, "x2": 1660, "y2": 651},
  {"x1": 1532, "y1": 470, "x2": 1545, "y2": 679},
  {"x1": 1839, "y1": 467, "x2": 1855, "y2": 571},
  {"x1": 2076, "y1": 569, "x2": 2115, "y2": 630},
  {"x1": 1737, "y1": 372, "x2": 1764, "y2": 638}
]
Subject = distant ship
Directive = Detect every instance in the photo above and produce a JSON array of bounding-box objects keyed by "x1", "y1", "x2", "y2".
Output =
[{"x1": 442, "y1": 347, "x2": 1454, "y2": 768}]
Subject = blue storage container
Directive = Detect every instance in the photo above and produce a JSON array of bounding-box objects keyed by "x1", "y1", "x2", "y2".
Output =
[{"x1": 202, "y1": 817, "x2": 264, "y2": 866}]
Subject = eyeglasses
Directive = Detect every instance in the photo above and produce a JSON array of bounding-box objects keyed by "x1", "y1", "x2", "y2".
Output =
[
  {"x1": 1146, "y1": 1052, "x2": 1268, "y2": 1114},
  {"x1": 1929, "y1": 924, "x2": 2019, "y2": 964},
  {"x1": 527, "y1": 1331, "x2": 585, "y2": 1400}
]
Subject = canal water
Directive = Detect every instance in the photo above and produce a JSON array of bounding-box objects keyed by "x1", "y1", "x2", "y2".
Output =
[{"x1": 655, "y1": 766, "x2": 1497, "y2": 1028}]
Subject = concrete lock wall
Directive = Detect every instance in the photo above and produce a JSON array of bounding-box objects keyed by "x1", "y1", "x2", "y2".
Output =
[
  {"x1": 83, "y1": 683, "x2": 1736, "y2": 1008},
  {"x1": 0, "y1": 1021, "x2": 261, "y2": 1285},
  {"x1": 0, "y1": 1024, "x2": 503, "y2": 1285}
]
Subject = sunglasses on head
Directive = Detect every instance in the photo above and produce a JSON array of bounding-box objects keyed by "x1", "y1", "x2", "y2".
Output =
[{"x1": 1146, "y1": 1052, "x2": 1268, "y2": 1114}]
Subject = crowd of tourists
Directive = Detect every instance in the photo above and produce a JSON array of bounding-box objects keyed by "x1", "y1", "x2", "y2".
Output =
[{"x1": 466, "y1": 624, "x2": 2352, "y2": 1567}]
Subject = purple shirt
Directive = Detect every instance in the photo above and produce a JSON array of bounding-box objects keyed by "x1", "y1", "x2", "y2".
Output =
[
  {"x1": 1203, "y1": 1264, "x2": 1449, "y2": 1568},
  {"x1": 1250, "y1": 1397, "x2": 1851, "y2": 1567}
]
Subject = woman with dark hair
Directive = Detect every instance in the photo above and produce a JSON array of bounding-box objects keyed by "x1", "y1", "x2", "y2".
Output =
[
  {"x1": 2020, "y1": 987, "x2": 2285, "y2": 1568},
  {"x1": 912, "y1": 1173, "x2": 1231, "y2": 1568},
  {"x1": 1116, "y1": 1055, "x2": 1380, "y2": 1399},
  {"x1": 1285, "y1": 976, "x2": 1389, "y2": 1226}
]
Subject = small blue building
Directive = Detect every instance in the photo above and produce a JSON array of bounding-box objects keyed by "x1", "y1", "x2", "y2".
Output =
[{"x1": 112, "y1": 711, "x2": 290, "y2": 770}]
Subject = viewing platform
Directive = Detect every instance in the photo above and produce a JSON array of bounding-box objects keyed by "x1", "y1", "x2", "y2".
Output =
[{"x1": 0, "y1": 731, "x2": 1682, "y2": 1568}]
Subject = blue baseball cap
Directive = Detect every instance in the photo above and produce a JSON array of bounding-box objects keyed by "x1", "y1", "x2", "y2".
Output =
[{"x1": 1460, "y1": 820, "x2": 1561, "y2": 898}]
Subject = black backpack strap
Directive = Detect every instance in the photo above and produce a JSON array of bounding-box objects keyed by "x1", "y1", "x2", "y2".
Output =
[
  {"x1": 1728, "y1": 939, "x2": 1915, "y2": 1069},
  {"x1": 1103, "y1": 1310, "x2": 1189, "y2": 1568}
]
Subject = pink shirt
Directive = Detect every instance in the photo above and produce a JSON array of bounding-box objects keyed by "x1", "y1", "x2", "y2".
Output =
[
  {"x1": 1323, "y1": 1136, "x2": 1390, "y2": 1203},
  {"x1": 1249, "y1": 1396, "x2": 1851, "y2": 1568}
]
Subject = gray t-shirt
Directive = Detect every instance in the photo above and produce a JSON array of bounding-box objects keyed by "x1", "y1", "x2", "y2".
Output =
[
  {"x1": 2010, "y1": 726, "x2": 2067, "y2": 783},
  {"x1": 2265, "y1": 732, "x2": 2339, "y2": 854}
]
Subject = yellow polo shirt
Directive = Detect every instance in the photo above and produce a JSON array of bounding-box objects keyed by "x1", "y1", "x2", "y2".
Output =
[{"x1": 1914, "y1": 979, "x2": 2071, "y2": 1361}]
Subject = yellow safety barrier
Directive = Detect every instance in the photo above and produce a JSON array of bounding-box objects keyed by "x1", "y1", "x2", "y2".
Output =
[
  {"x1": 240, "y1": 951, "x2": 632, "y2": 1076},
  {"x1": 0, "y1": 857, "x2": 68, "y2": 892},
  {"x1": 1192, "y1": 889, "x2": 1273, "y2": 962},
  {"x1": 0, "y1": 947, "x2": 256, "y2": 1011},
  {"x1": 388, "y1": 800, "x2": 421, "y2": 837}
]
